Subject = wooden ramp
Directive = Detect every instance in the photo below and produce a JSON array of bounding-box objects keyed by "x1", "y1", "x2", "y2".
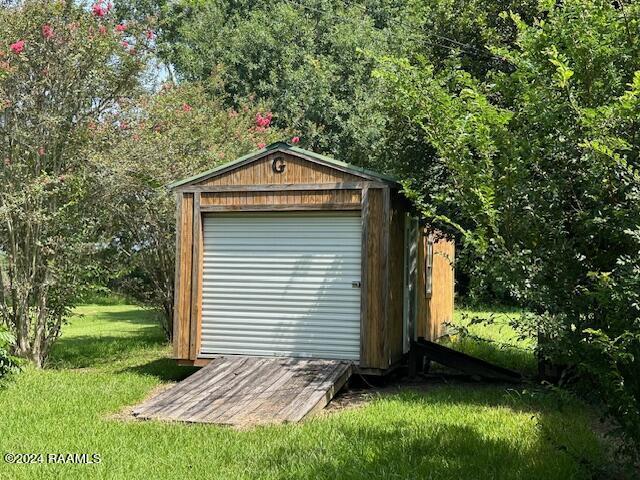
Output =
[{"x1": 132, "y1": 356, "x2": 352, "y2": 426}]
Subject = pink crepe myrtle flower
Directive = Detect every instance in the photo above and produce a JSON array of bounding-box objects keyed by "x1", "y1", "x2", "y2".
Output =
[
  {"x1": 291, "y1": 136, "x2": 300, "y2": 144},
  {"x1": 257, "y1": 142, "x2": 266, "y2": 149},
  {"x1": 92, "y1": 2, "x2": 109, "y2": 17},
  {"x1": 121, "y1": 40, "x2": 129, "y2": 49},
  {"x1": 146, "y1": 30, "x2": 155, "y2": 40},
  {"x1": 255, "y1": 112, "x2": 272, "y2": 128},
  {"x1": 42, "y1": 24, "x2": 54, "y2": 40},
  {"x1": 181, "y1": 103, "x2": 192, "y2": 112},
  {"x1": 98, "y1": 25, "x2": 108, "y2": 35},
  {"x1": 115, "y1": 23, "x2": 127, "y2": 33},
  {"x1": 10, "y1": 40, "x2": 25, "y2": 55}
]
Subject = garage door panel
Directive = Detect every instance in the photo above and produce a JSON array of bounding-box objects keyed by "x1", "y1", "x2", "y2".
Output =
[{"x1": 200, "y1": 213, "x2": 362, "y2": 361}]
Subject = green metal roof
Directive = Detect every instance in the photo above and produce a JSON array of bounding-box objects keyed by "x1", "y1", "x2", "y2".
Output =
[{"x1": 168, "y1": 141, "x2": 399, "y2": 189}]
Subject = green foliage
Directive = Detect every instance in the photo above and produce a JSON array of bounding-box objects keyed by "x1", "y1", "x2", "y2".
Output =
[
  {"x1": 144, "y1": 0, "x2": 538, "y2": 168},
  {"x1": 0, "y1": 0, "x2": 148, "y2": 366},
  {"x1": 90, "y1": 81, "x2": 288, "y2": 338},
  {"x1": 0, "y1": 326, "x2": 19, "y2": 381},
  {"x1": 375, "y1": 0, "x2": 640, "y2": 460}
]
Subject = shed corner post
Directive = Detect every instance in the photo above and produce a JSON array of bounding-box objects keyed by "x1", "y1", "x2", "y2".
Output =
[
  {"x1": 172, "y1": 192, "x2": 183, "y2": 358},
  {"x1": 359, "y1": 184, "x2": 370, "y2": 368},
  {"x1": 189, "y1": 192, "x2": 203, "y2": 360},
  {"x1": 381, "y1": 186, "x2": 391, "y2": 366}
]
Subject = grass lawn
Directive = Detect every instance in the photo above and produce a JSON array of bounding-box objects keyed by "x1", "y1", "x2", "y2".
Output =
[
  {"x1": 0, "y1": 304, "x2": 606, "y2": 479},
  {"x1": 446, "y1": 307, "x2": 538, "y2": 376}
]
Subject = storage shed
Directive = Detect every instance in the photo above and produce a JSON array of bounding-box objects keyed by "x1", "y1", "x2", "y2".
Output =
[{"x1": 170, "y1": 142, "x2": 454, "y2": 374}]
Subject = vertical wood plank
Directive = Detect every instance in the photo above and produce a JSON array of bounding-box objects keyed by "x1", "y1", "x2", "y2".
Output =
[
  {"x1": 174, "y1": 193, "x2": 193, "y2": 359},
  {"x1": 426, "y1": 236, "x2": 455, "y2": 340},
  {"x1": 360, "y1": 187, "x2": 386, "y2": 369},
  {"x1": 172, "y1": 193, "x2": 183, "y2": 358},
  {"x1": 359, "y1": 185, "x2": 369, "y2": 366},
  {"x1": 189, "y1": 192, "x2": 202, "y2": 360},
  {"x1": 386, "y1": 192, "x2": 406, "y2": 364},
  {"x1": 381, "y1": 186, "x2": 390, "y2": 366}
]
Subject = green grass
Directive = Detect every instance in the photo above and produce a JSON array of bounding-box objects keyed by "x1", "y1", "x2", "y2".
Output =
[
  {"x1": 444, "y1": 307, "x2": 538, "y2": 376},
  {"x1": 0, "y1": 305, "x2": 605, "y2": 479}
]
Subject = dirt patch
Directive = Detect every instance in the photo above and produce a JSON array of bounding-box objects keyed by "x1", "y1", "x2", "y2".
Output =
[{"x1": 322, "y1": 374, "x2": 442, "y2": 415}]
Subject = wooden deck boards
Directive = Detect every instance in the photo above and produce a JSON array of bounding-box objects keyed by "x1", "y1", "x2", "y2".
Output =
[{"x1": 132, "y1": 356, "x2": 352, "y2": 426}]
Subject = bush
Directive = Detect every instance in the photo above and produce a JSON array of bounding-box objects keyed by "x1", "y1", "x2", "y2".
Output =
[
  {"x1": 375, "y1": 0, "x2": 640, "y2": 461},
  {"x1": 0, "y1": 328, "x2": 20, "y2": 381}
]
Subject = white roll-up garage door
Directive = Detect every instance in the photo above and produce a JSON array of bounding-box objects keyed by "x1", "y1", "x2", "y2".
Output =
[{"x1": 200, "y1": 213, "x2": 362, "y2": 361}]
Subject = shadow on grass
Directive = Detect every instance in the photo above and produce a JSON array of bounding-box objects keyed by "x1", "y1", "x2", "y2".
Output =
[
  {"x1": 73, "y1": 308, "x2": 160, "y2": 326},
  {"x1": 270, "y1": 387, "x2": 603, "y2": 480},
  {"x1": 49, "y1": 309, "x2": 166, "y2": 369},
  {"x1": 122, "y1": 357, "x2": 199, "y2": 382},
  {"x1": 440, "y1": 337, "x2": 537, "y2": 377}
]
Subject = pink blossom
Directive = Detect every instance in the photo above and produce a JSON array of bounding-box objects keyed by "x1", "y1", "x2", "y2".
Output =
[
  {"x1": 42, "y1": 24, "x2": 54, "y2": 40},
  {"x1": 38, "y1": 146, "x2": 45, "y2": 156},
  {"x1": 132, "y1": 134, "x2": 140, "y2": 142},
  {"x1": 98, "y1": 25, "x2": 108, "y2": 35},
  {"x1": 10, "y1": 40, "x2": 25, "y2": 55},
  {"x1": 67, "y1": 22, "x2": 78, "y2": 32},
  {"x1": 115, "y1": 23, "x2": 127, "y2": 33},
  {"x1": 181, "y1": 103, "x2": 192, "y2": 113},
  {"x1": 121, "y1": 41, "x2": 129, "y2": 49},
  {"x1": 146, "y1": 30, "x2": 155, "y2": 40},
  {"x1": 228, "y1": 109, "x2": 238, "y2": 118},
  {"x1": 291, "y1": 136, "x2": 300, "y2": 144},
  {"x1": 255, "y1": 112, "x2": 272, "y2": 128},
  {"x1": 92, "y1": 3, "x2": 107, "y2": 17},
  {"x1": 257, "y1": 142, "x2": 266, "y2": 149}
]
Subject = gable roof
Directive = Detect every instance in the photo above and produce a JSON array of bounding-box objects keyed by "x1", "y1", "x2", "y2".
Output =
[{"x1": 168, "y1": 141, "x2": 399, "y2": 190}]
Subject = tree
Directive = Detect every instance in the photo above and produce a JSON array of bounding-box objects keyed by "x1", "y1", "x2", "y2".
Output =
[
  {"x1": 375, "y1": 0, "x2": 640, "y2": 459},
  {"x1": 144, "y1": 0, "x2": 538, "y2": 169},
  {"x1": 0, "y1": 0, "x2": 148, "y2": 366},
  {"x1": 90, "y1": 80, "x2": 289, "y2": 339}
]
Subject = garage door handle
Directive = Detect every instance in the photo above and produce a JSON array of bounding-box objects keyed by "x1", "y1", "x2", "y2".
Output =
[{"x1": 352, "y1": 281, "x2": 361, "y2": 288}]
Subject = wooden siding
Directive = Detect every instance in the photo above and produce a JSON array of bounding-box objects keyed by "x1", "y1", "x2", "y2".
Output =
[
  {"x1": 416, "y1": 230, "x2": 455, "y2": 341},
  {"x1": 173, "y1": 193, "x2": 194, "y2": 358},
  {"x1": 200, "y1": 189, "x2": 361, "y2": 208},
  {"x1": 387, "y1": 193, "x2": 406, "y2": 364},
  {"x1": 428, "y1": 237, "x2": 455, "y2": 339},
  {"x1": 198, "y1": 153, "x2": 361, "y2": 187},
  {"x1": 360, "y1": 187, "x2": 386, "y2": 369}
]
